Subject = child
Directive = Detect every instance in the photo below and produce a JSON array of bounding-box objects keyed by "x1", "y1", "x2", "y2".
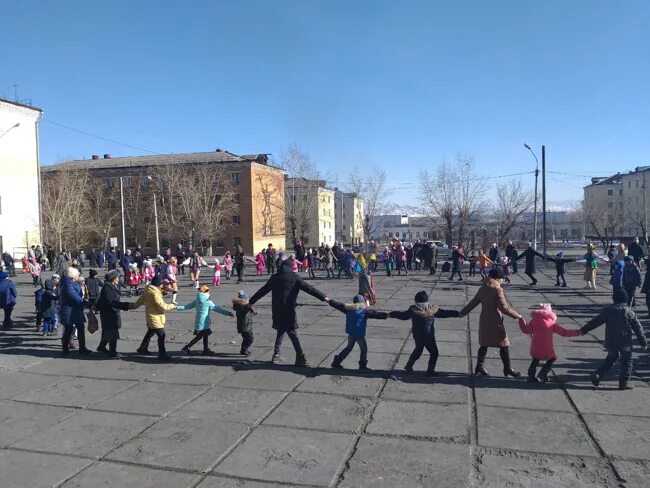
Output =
[
  {"x1": 34, "y1": 285, "x2": 44, "y2": 331},
  {"x1": 232, "y1": 290, "x2": 256, "y2": 355},
  {"x1": 329, "y1": 295, "x2": 388, "y2": 370},
  {"x1": 499, "y1": 256, "x2": 512, "y2": 283},
  {"x1": 29, "y1": 260, "x2": 41, "y2": 287},
  {"x1": 212, "y1": 258, "x2": 222, "y2": 286},
  {"x1": 223, "y1": 252, "x2": 233, "y2": 280},
  {"x1": 255, "y1": 250, "x2": 265, "y2": 276},
  {"x1": 622, "y1": 256, "x2": 641, "y2": 307},
  {"x1": 40, "y1": 279, "x2": 59, "y2": 336},
  {"x1": 581, "y1": 288, "x2": 648, "y2": 390},
  {"x1": 307, "y1": 249, "x2": 317, "y2": 279},
  {"x1": 518, "y1": 304, "x2": 581, "y2": 383},
  {"x1": 389, "y1": 290, "x2": 460, "y2": 376},
  {"x1": 544, "y1": 251, "x2": 575, "y2": 288},
  {"x1": 142, "y1": 259, "x2": 155, "y2": 286},
  {"x1": 132, "y1": 275, "x2": 177, "y2": 360},
  {"x1": 468, "y1": 251, "x2": 478, "y2": 277},
  {"x1": 477, "y1": 249, "x2": 493, "y2": 280},
  {"x1": 126, "y1": 263, "x2": 142, "y2": 297},
  {"x1": 358, "y1": 268, "x2": 376, "y2": 305},
  {"x1": 178, "y1": 284, "x2": 233, "y2": 355}
]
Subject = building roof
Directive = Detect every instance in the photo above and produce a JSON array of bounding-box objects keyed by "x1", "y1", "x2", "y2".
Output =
[
  {"x1": 585, "y1": 173, "x2": 622, "y2": 187},
  {"x1": 0, "y1": 97, "x2": 43, "y2": 113},
  {"x1": 43, "y1": 150, "x2": 278, "y2": 172}
]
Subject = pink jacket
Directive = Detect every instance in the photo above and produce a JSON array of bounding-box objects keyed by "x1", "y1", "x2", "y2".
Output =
[
  {"x1": 519, "y1": 307, "x2": 580, "y2": 360},
  {"x1": 255, "y1": 253, "x2": 265, "y2": 268},
  {"x1": 143, "y1": 266, "x2": 155, "y2": 282}
]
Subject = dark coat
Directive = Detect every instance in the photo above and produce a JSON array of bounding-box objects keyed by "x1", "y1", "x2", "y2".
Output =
[
  {"x1": 545, "y1": 255, "x2": 575, "y2": 274},
  {"x1": 59, "y1": 276, "x2": 87, "y2": 326},
  {"x1": 40, "y1": 280, "x2": 59, "y2": 318},
  {"x1": 628, "y1": 242, "x2": 644, "y2": 263},
  {"x1": 622, "y1": 263, "x2": 642, "y2": 290},
  {"x1": 0, "y1": 276, "x2": 17, "y2": 307},
  {"x1": 581, "y1": 303, "x2": 647, "y2": 351},
  {"x1": 451, "y1": 249, "x2": 466, "y2": 265},
  {"x1": 249, "y1": 260, "x2": 326, "y2": 331},
  {"x1": 516, "y1": 247, "x2": 543, "y2": 274},
  {"x1": 233, "y1": 298, "x2": 254, "y2": 333},
  {"x1": 96, "y1": 281, "x2": 129, "y2": 340},
  {"x1": 86, "y1": 277, "x2": 103, "y2": 303},
  {"x1": 390, "y1": 303, "x2": 459, "y2": 343}
]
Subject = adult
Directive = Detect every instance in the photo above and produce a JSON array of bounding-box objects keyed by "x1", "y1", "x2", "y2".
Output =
[
  {"x1": 2, "y1": 251, "x2": 15, "y2": 277},
  {"x1": 324, "y1": 245, "x2": 336, "y2": 278},
  {"x1": 86, "y1": 269, "x2": 103, "y2": 306},
  {"x1": 413, "y1": 240, "x2": 423, "y2": 271},
  {"x1": 421, "y1": 242, "x2": 434, "y2": 275},
  {"x1": 294, "y1": 239, "x2": 306, "y2": 269},
  {"x1": 488, "y1": 243, "x2": 500, "y2": 263},
  {"x1": 628, "y1": 237, "x2": 644, "y2": 266},
  {"x1": 96, "y1": 269, "x2": 131, "y2": 358},
  {"x1": 133, "y1": 244, "x2": 144, "y2": 270},
  {"x1": 175, "y1": 244, "x2": 186, "y2": 274},
  {"x1": 405, "y1": 244, "x2": 413, "y2": 271},
  {"x1": 459, "y1": 268, "x2": 523, "y2": 376},
  {"x1": 78, "y1": 249, "x2": 86, "y2": 269},
  {"x1": 46, "y1": 247, "x2": 56, "y2": 271},
  {"x1": 0, "y1": 271, "x2": 17, "y2": 327},
  {"x1": 449, "y1": 245, "x2": 466, "y2": 281},
  {"x1": 265, "y1": 243, "x2": 277, "y2": 275},
  {"x1": 505, "y1": 241, "x2": 518, "y2": 274},
  {"x1": 120, "y1": 249, "x2": 134, "y2": 275},
  {"x1": 394, "y1": 243, "x2": 407, "y2": 276},
  {"x1": 189, "y1": 251, "x2": 208, "y2": 288},
  {"x1": 248, "y1": 256, "x2": 329, "y2": 365},
  {"x1": 59, "y1": 267, "x2": 90, "y2": 355},
  {"x1": 516, "y1": 242, "x2": 543, "y2": 285},
  {"x1": 622, "y1": 256, "x2": 642, "y2": 307},
  {"x1": 105, "y1": 247, "x2": 118, "y2": 271},
  {"x1": 132, "y1": 275, "x2": 177, "y2": 360},
  {"x1": 35, "y1": 245, "x2": 43, "y2": 263},
  {"x1": 233, "y1": 245, "x2": 246, "y2": 283}
]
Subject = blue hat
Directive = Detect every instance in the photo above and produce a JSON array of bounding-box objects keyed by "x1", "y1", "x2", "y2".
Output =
[
  {"x1": 151, "y1": 275, "x2": 163, "y2": 286},
  {"x1": 0, "y1": 271, "x2": 7, "y2": 280},
  {"x1": 353, "y1": 294, "x2": 365, "y2": 303},
  {"x1": 238, "y1": 290, "x2": 248, "y2": 300},
  {"x1": 556, "y1": 251, "x2": 563, "y2": 257}
]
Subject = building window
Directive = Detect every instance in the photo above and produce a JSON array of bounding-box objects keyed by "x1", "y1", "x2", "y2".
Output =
[
  {"x1": 608, "y1": 189, "x2": 613, "y2": 196},
  {"x1": 232, "y1": 215, "x2": 241, "y2": 225},
  {"x1": 230, "y1": 172, "x2": 240, "y2": 184},
  {"x1": 389, "y1": 232, "x2": 393, "y2": 238},
  {"x1": 328, "y1": 196, "x2": 331, "y2": 203},
  {"x1": 637, "y1": 180, "x2": 639, "y2": 188},
  {"x1": 619, "y1": 189, "x2": 623, "y2": 195},
  {"x1": 608, "y1": 202, "x2": 613, "y2": 208},
  {"x1": 629, "y1": 181, "x2": 631, "y2": 188},
  {"x1": 233, "y1": 237, "x2": 242, "y2": 247},
  {"x1": 235, "y1": 194, "x2": 240, "y2": 203}
]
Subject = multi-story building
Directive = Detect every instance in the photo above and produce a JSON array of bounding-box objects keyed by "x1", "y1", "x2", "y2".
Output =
[
  {"x1": 285, "y1": 178, "x2": 335, "y2": 248},
  {"x1": 43, "y1": 150, "x2": 286, "y2": 255},
  {"x1": 371, "y1": 214, "x2": 438, "y2": 243},
  {"x1": 0, "y1": 98, "x2": 43, "y2": 257},
  {"x1": 582, "y1": 172, "x2": 626, "y2": 240},
  {"x1": 333, "y1": 189, "x2": 364, "y2": 245},
  {"x1": 620, "y1": 167, "x2": 650, "y2": 238}
]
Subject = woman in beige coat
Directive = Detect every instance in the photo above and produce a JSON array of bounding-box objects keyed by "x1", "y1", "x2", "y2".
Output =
[{"x1": 459, "y1": 268, "x2": 523, "y2": 377}]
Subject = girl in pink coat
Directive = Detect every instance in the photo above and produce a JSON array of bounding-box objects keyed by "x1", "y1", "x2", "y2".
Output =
[
  {"x1": 212, "y1": 258, "x2": 222, "y2": 286},
  {"x1": 223, "y1": 252, "x2": 233, "y2": 280},
  {"x1": 255, "y1": 251, "x2": 265, "y2": 276},
  {"x1": 519, "y1": 303, "x2": 582, "y2": 383}
]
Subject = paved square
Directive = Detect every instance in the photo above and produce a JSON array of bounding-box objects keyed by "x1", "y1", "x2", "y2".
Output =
[{"x1": 1, "y1": 265, "x2": 649, "y2": 486}]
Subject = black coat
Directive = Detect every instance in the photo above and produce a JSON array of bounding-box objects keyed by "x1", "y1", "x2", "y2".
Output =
[
  {"x1": 390, "y1": 304, "x2": 459, "y2": 343},
  {"x1": 516, "y1": 247, "x2": 543, "y2": 274},
  {"x1": 96, "y1": 282, "x2": 129, "y2": 332},
  {"x1": 581, "y1": 303, "x2": 647, "y2": 351},
  {"x1": 249, "y1": 260, "x2": 326, "y2": 331}
]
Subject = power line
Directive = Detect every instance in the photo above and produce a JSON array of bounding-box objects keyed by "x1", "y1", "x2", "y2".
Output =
[{"x1": 41, "y1": 117, "x2": 162, "y2": 155}]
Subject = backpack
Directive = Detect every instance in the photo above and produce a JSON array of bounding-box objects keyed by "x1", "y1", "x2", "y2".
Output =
[{"x1": 441, "y1": 261, "x2": 451, "y2": 273}]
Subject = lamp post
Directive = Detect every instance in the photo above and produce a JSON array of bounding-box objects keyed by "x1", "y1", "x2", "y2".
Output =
[
  {"x1": 0, "y1": 122, "x2": 20, "y2": 139},
  {"x1": 146, "y1": 176, "x2": 160, "y2": 255},
  {"x1": 524, "y1": 144, "x2": 540, "y2": 250},
  {"x1": 119, "y1": 177, "x2": 126, "y2": 252}
]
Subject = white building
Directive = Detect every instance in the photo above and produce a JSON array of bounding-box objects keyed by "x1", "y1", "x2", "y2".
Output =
[
  {"x1": 333, "y1": 190, "x2": 364, "y2": 245},
  {"x1": 0, "y1": 98, "x2": 42, "y2": 257},
  {"x1": 285, "y1": 178, "x2": 335, "y2": 248},
  {"x1": 371, "y1": 214, "x2": 436, "y2": 243}
]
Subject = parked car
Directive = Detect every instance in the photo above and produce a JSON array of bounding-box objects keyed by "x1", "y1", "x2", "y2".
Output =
[{"x1": 428, "y1": 240, "x2": 451, "y2": 258}]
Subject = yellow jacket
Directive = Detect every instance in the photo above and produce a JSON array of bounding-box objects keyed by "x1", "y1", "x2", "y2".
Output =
[{"x1": 131, "y1": 285, "x2": 176, "y2": 329}]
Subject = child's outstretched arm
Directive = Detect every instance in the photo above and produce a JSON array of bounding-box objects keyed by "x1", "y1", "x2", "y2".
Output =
[
  {"x1": 365, "y1": 309, "x2": 388, "y2": 320},
  {"x1": 209, "y1": 302, "x2": 234, "y2": 317},
  {"x1": 327, "y1": 299, "x2": 347, "y2": 314},
  {"x1": 176, "y1": 301, "x2": 196, "y2": 312},
  {"x1": 518, "y1": 317, "x2": 532, "y2": 334},
  {"x1": 388, "y1": 309, "x2": 412, "y2": 320},
  {"x1": 434, "y1": 308, "x2": 460, "y2": 318},
  {"x1": 552, "y1": 323, "x2": 581, "y2": 337},
  {"x1": 626, "y1": 309, "x2": 648, "y2": 349}
]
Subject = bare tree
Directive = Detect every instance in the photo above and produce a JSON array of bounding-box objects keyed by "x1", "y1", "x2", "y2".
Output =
[
  {"x1": 84, "y1": 177, "x2": 121, "y2": 251},
  {"x1": 419, "y1": 160, "x2": 456, "y2": 245},
  {"x1": 154, "y1": 163, "x2": 239, "y2": 251},
  {"x1": 582, "y1": 199, "x2": 619, "y2": 252},
  {"x1": 122, "y1": 176, "x2": 155, "y2": 248},
  {"x1": 280, "y1": 144, "x2": 321, "y2": 245},
  {"x1": 454, "y1": 154, "x2": 486, "y2": 247},
  {"x1": 348, "y1": 166, "x2": 391, "y2": 246},
  {"x1": 495, "y1": 179, "x2": 535, "y2": 243}
]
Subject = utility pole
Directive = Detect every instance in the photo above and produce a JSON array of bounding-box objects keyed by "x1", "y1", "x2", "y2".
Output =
[
  {"x1": 542, "y1": 145, "x2": 547, "y2": 256},
  {"x1": 524, "y1": 143, "x2": 540, "y2": 250},
  {"x1": 644, "y1": 171, "x2": 648, "y2": 248},
  {"x1": 119, "y1": 176, "x2": 126, "y2": 252},
  {"x1": 153, "y1": 192, "x2": 160, "y2": 256}
]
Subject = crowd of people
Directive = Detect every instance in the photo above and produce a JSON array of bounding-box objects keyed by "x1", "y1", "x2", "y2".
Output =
[{"x1": 0, "y1": 236, "x2": 648, "y2": 391}]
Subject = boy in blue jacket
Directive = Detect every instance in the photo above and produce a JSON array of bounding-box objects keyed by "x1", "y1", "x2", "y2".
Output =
[
  {"x1": 389, "y1": 290, "x2": 460, "y2": 376},
  {"x1": 329, "y1": 295, "x2": 388, "y2": 370},
  {"x1": 178, "y1": 285, "x2": 233, "y2": 355}
]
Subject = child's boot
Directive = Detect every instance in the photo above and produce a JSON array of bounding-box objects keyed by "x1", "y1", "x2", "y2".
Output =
[
  {"x1": 527, "y1": 362, "x2": 539, "y2": 383},
  {"x1": 181, "y1": 346, "x2": 191, "y2": 355},
  {"x1": 590, "y1": 371, "x2": 601, "y2": 387},
  {"x1": 619, "y1": 381, "x2": 634, "y2": 390},
  {"x1": 404, "y1": 358, "x2": 415, "y2": 373},
  {"x1": 331, "y1": 355, "x2": 343, "y2": 369},
  {"x1": 537, "y1": 361, "x2": 554, "y2": 383},
  {"x1": 295, "y1": 354, "x2": 309, "y2": 367},
  {"x1": 359, "y1": 360, "x2": 371, "y2": 371}
]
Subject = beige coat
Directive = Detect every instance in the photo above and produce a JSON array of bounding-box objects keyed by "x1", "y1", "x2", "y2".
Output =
[{"x1": 459, "y1": 278, "x2": 519, "y2": 348}]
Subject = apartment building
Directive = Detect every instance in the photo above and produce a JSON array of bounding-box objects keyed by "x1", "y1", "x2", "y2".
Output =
[
  {"x1": 333, "y1": 190, "x2": 364, "y2": 245},
  {"x1": 285, "y1": 178, "x2": 335, "y2": 247}
]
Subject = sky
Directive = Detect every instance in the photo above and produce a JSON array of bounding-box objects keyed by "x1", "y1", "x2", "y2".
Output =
[{"x1": 2, "y1": 0, "x2": 649, "y2": 208}]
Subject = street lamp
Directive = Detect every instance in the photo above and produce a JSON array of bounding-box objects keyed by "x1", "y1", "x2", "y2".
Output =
[
  {"x1": 524, "y1": 143, "x2": 540, "y2": 250},
  {"x1": 146, "y1": 176, "x2": 160, "y2": 255},
  {"x1": 0, "y1": 122, "x2": 20, "y2": 139}
]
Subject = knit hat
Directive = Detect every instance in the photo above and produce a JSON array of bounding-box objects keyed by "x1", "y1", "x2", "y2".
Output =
[
  {"x1": 556, "y1": 251, "x2": 564, "y2": 257},
  {"x1": 52, "y1": 274, "x2": 60, "y2": 280},
  {"x1": 353, "y1": 294, "x2": 365, "y2": 303},
  {"x1": 489, "y1": 268, "x2": 505, "y2": 280},
  {"x1": 538, "y1": 303, "x2": 553, "y2": 312},
  {"x1": 0, "y1": 271, "x2": 7, "y2": 280},
  {"x1": 613, "y1": 288, "x2": 628, "y2": 304},
  {"x1": 151, "y1": 275, "x2": 163, "y2": 286},
  {"x1": 105, "y1": 269, "x2": 120, "y2": 282},
  {"x1": 199, "y1": 285, "x2": 210, "y2": 293},
  {"x1": 415, "y1": 290, "x2": 429, "y2": 303},
  {"x1": 238, "y1": 290, "x2": 249, "y2": 300},
  {"x1": 89, "y1": 269, "x2": 98, "y2": 278}
]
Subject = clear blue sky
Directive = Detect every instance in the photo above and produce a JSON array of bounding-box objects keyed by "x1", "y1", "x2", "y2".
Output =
[{"x1": 2, "y1": 0, "x2": 648, "y2": 206}]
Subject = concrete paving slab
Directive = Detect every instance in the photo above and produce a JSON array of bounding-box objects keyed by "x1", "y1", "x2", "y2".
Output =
[
  {"x1": 584, "y1": 413, "x2": 650, "y2": 459},
  {"x1": 198, "y1": 477, "x2": 295, "y2": 488},
  {"x1": 381, "y1": 375, "x2": 470, "y2": 404},
  {"x1": 367, "y1": 399, "x2": 469, "y2": 440},
  {"x1": 474, "y1": 450, "x2": 619, "y2": 487},
  {"x1": 478, "y1": 406, "x2": 597, "y2": 456},
  {"x1": 612, "y1": 460, "x2": 650, "y2": 488},
  {"x1": 15, "y1": 377, "x2": 137, "y2": 407},
  {"x1": 171, "y1": 386, "x2": 286, "y2": 424},
  {"x1": 565, "y1": 384, "x2": 650, "y2": 417},
  {"x1": 338, "y1": 436, "x2": 469, "y2": 488},
  {"x1": 0, "y1": 371, "x2": 70, "y2": 399},
  {"x1": 214, "y1": 425, "x2": 354, "y2": 486},
  {"x1": 218, "y1": 367, "x2": 306, "y2": 392},
  {"x1": 60, "y1": 461, "x2": 200, "y2": 488},
  {"x1": 90, "y1": 382, "x2": 207, "y2": 415},
  {"x1": 474, "y1": 378, "x2": 575, "y2": 412},
  {"x1": 147, "y1": 362, "x2": 238, "y2": 385},
  {"x1": 13, "y1": 410, "x2": 156, "y2": 457},
  {"x1": 108, "y1": 417, "x2": 249, "y2": 471},
  {"x1": 0, "y1": 400, "x2": 75, "y2": 447},
  {"x1": 263, "y1": 392, "x2": 371, "y2": 433},
  {"x1": 0, "y1": 450, "x2": 93, "y2": 488},
  {"x1": 297, "y1": 373, "x2": 384, "y2": 397}
]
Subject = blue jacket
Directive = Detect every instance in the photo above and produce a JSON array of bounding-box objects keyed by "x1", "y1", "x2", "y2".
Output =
[
  {"x1": 59, "y1": 276, "x2": 87, "y2": 325},
  {"x1": 177, "y1": 292, "x2": 232, "y2": 331},
  {"x1": 610, "y1": 260, "x2": 625, "y2": 288},
  {"x1": 106, "y1": 251, "x2": 118, "y2": 265},
  {"x1": 329, "y1": 299, "x2": 388, "y2": 337},
  {"x1": 0, "y1": 275, "x2": 17, "y2": 307},
  {"x1": 121, "y1": 255, "x2": 134, "y2": 269}
]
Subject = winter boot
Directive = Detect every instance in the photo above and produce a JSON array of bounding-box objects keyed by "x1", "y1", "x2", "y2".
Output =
[
  {"x1": 331, "y1": 355, "x2": 343, "y2": 370},
  {"x1": 404, "y1": 358, "x2": 415, "y2": 373},
  {"x1": 474, "y1": 347, "x2": 489, "y2": 376},
  {"x1": 500, "y1": 347, "x2": 521, "y2": 377},
  {"x1": 527, "y1": 362, "x2": 539, "y2": 383},
  {"x1": 537, "y1": 362, "x2": 554, "y2": 383},
  {"x1": 358, "y1": 360, "x2": 370, "y2": 371},
  {"x1": 295, "y1": 354, "x2": 308, "y2": 367},
  {"x1": 590, "y1": 371, "x2": 601, "y2": 387},
  {"x1": 271, "y1": 353, "x2": 280, "y2": 363}
]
